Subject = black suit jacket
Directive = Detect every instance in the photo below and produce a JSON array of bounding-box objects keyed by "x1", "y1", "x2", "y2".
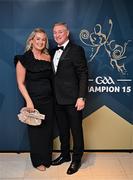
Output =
[{"x1": 51, "y1": 42, "x2": 88, "y2": 105}]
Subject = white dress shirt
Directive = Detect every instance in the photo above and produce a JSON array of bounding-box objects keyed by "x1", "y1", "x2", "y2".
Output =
[{"x1": 53, "y1": 40, "x2": 69, "y2": 72}]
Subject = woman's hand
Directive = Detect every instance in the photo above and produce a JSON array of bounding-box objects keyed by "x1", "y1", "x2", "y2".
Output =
[{"x1": 26, "y1": 101, "x2": 35, "y2": 112}]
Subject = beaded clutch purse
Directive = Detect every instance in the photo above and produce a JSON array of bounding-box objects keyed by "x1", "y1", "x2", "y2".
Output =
[{"x1": 18, "y1": 107, "x2": 45, "y2": 126}]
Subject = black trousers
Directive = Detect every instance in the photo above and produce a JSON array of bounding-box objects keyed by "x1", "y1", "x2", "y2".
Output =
[{"x1": 55, "y1": 103, "x2": 84, "y2": 161}]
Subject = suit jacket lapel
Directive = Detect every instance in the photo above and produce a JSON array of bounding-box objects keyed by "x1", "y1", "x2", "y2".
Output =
[
  {"x1": 58, "y1": 42, "x2": 71, "y2": 62},
  {"x1": 52, "y1": 42, "x2": 72, "y2": 74},
  {"x1": 51, "y1": 48, "x2": 57, "y2": 74}
]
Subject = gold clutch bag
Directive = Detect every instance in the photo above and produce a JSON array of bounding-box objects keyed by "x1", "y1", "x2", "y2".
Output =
[{"x1": 18, "y1": 107, "x2": 45, "y2": 126}]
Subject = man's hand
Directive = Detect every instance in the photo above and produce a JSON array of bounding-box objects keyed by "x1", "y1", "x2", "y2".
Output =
[{"x1": 75, "y1": 98, "x2": 85, "y2": 111}]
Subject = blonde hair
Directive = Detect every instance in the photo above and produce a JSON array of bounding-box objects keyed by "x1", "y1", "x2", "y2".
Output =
[{"x1": 25, "y1": 28, "x2": 49, "y2": 54}]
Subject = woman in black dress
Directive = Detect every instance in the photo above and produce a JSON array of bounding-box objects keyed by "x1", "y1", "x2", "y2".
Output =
[{"x1": 14, "y1": 28, "x2": 54, "y2": 171}]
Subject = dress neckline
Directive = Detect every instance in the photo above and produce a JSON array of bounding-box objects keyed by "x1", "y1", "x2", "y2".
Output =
[{"x1": 30, "y1": 50, "x2": 50, "y2": 62}]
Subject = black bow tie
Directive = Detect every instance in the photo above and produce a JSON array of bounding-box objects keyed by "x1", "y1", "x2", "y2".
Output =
[{"x1": 55, "y1": 46, "x2": 64, "y2": 51}]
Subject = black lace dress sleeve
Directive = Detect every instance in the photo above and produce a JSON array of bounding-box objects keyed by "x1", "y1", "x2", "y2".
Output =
[{"x1": 14, "y1": 50, "x2": 51, "y2": 72}]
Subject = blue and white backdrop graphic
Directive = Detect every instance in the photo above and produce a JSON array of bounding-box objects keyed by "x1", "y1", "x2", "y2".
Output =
[{"x1": 0, "y1": 0, "x2": 132, "y2": 151}]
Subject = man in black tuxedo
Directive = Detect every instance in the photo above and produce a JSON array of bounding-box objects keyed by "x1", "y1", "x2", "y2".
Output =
[{"x1": 51, "y1": 22, "x2": 88, "y2": 175}]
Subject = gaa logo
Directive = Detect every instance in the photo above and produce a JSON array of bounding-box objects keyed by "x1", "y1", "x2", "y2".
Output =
[{"x1": 95, "y1": 76, "x2": 115, "y2": 85}]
